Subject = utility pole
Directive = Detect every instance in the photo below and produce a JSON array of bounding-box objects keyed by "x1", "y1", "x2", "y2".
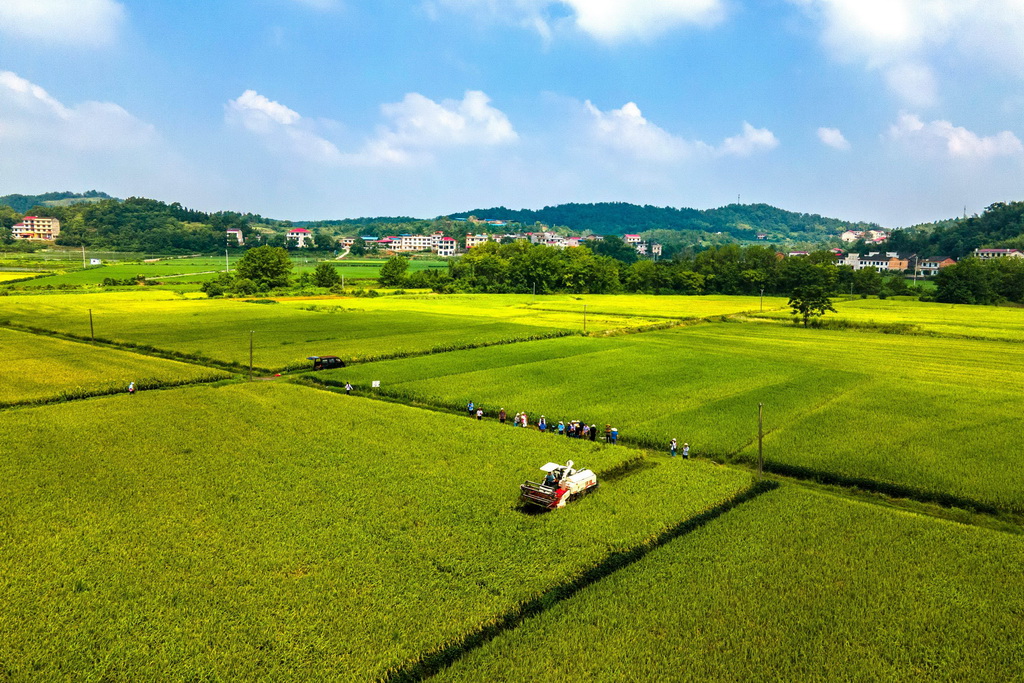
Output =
[
  {"x1": 225, "y1": 249, "x2": 229, "y2": 274},
  {"x1": 81, "y1": 244, "x2": 86, "y2": 269},
  {"x1": 757, "y1": 403, "x2": 764, "y2": 480},
  {"x1": 583, "y1": 305, "x2": 587, "y2": 333},
  {"x1": 249, "y1": 331, "x2": 254, "y2": 381},
  {"x1": 89, "y1": 309, "x2": 94, "y2": 340},
  {"x1": 759, "y1": 287, "x2": 764, "y2": 312}
]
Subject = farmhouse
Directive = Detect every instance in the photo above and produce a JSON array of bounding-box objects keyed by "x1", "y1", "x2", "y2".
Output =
[
  {"x1": 916, "y1": 256, "x2": 956, "y2": 277},
  {"x1": 286, "y1": 227, "x2": 312, "y2": 248},
  {"x1": 11, "y1": 216, "x2": 61, "y2": 241},
  {"x1": 436, "y1": 237, "x2": 457, "y2": 257},
  {"x1": 465, "y1": 234, "x2": 492, "y2": 249},
  {"x1": 226, "y1": 228, "x2": 244, "y2": 246},
  {"x1": 393, "y1": 234, "x2": 433, "y2": 252},
  {"x1": 844, "y1": 252, "x2": 912, "y2": 272},
  {"x1": 973, "y1": 248, "x2": 1024, "y2": 260}
]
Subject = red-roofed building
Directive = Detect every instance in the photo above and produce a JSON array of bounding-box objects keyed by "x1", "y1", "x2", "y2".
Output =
[
  {"x1": 11, "y1": 216, "x2": 61, "y2": 241},
  {"x1": 437, "y1": 236, "x2": 457, "y2": 257},
  {"x1": 287, "y1": 227, "x2": 312, "y2": 248}
]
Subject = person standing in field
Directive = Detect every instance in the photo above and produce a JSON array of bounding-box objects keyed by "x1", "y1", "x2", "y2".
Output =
[
  {"x1": 345, "y1": 382, "x2": 353, "y2": 395},
  {"x1": 467, "y1": 400, "x2": 474, "y2": 416},
  {"x1": 476, "y1": 408, "x2": 483, "y2": 421},
  {"x1": 605, "y1": 424, "x2": 612, "y2": 442},
  {"x1": 670, "y1": 438, "x2": 678, "y2": 457},
  {"x1": 499, "y1": 408, "x2": 506, "y2": 424},
  {"x1": 683, "y1": 442, "x2": 690, "y2": 458},
  {"x1": 582, "y1": 424, "x2": 590, "y2": 440},
  {"x1": 128, "y1": 381, "x2": 136, "y2": 396},
  {"x1": 589, "y1": 425, "x2": 597, "y2": 442},
  {"x1": 514, "y1": 412, "x2": 522, "y2": 427},
  {"x1": 557, "y1": 421, "x2": 565, "y2": 436},
  {"x1": 538, "y1": 416, "x2": 547, "y2": 432},
  {"x1": 521, "y1": 412, "x2": 529, "y2": 428},
  {"x1": 610, "y1": 427, "x2": 618, "y2": 444}
]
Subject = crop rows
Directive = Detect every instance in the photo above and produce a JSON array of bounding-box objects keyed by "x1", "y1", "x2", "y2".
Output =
[
  {"x1": 0, "y1": 326, "x2": 230, "y2": 406},
  {"x1": 333, "y1": 321, "x2": 1024, "y2": 512},
  {"x1": 438, "y1": 486, "x2": 1024, "y2": 681},
  {"x1": 0, "y1": 381, "x2": 752, "y2": 680}
]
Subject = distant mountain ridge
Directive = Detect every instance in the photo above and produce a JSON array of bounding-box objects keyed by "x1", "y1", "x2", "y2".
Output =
[
  {"x1": 446, "y1": 202, "x2": 882, "y2": 239},
  {"x1": 0, "y1": 191, "x2": 115, "y2": 214}
]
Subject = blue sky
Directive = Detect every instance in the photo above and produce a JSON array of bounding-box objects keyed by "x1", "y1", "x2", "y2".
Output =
[{"x1": 1, "y1": 0, "x2": 1022, "y2": 226}]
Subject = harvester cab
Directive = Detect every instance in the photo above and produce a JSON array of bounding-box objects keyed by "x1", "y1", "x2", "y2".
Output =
[{"x1": 519, "y1": 460, "x2": 598, "y2": 510}]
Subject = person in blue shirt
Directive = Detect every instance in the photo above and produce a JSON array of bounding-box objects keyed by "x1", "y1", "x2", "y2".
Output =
[
  {"x1": 610, "y1": 427, "x2": 618, "y2": 444},
  {"x1": 538, "y1": 416, "x2": 547, "y2": 432}
]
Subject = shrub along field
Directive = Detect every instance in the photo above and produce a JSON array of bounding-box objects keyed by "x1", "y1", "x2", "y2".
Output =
[
  {"x1": 756, "y1": 296, "x2": 1024, "y2": 342},
  {"x1": 438, "y1": 486, "x2": 1024, "y2": 682},
  {"x1": 0, "y1": 291, "x2": 663, "y2": 371},
  {"x1": 332, "y1": 321, "x2": 1024, "y2": 512},
  {"x1": 0, "y1": 381, "x2": 752, "y2": 681},
  {"x1": 0, "y1": 326, "x2": 230, "y2": 406}
]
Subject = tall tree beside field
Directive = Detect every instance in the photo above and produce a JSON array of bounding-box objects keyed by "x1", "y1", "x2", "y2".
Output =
[
  {"x1": 378, "y1": 256, "x2": 409, "y2": 286},
  {"x1": 312, "y1": 262, "x2": 340, "y2": 287},
  {"x1": 789, "y1": 285, "x2": 836, "y2": 327},
  {"x1": 349, "y1": 237, "x2": 367, "y2": 256},
  {"x1": 236, "y1": 246, "x2": 292, "y2": 289}
]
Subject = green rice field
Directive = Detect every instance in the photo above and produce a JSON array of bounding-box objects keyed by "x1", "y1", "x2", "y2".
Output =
[
  {"x1": 0, "y1": 327, "x2": 229, "y2": 405},
  {"x1": 0, "y1": 381, "x2": 751, "y2": 680},
  {"x1": 334, "y1": 321, "x2": 1024, "y2": 511},
  {"x1": 439, "y1": 486, "x2": 1024, "y2": 682}
]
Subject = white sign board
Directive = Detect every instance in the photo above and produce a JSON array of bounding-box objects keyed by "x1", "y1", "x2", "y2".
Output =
[
  {"x1": 90, "y1": 258, "x2": 102, "y2": 265},
  {"x1": 371, "y1": 381, "x2": 380, "y2": 388}
]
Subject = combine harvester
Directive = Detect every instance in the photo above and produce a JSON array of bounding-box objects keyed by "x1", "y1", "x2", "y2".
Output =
[{"x1": 520, "y1": 461, "x2": 598, "y2": 510}]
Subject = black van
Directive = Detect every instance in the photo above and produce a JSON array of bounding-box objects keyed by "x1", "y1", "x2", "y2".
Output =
[{"x1": 310, "y1": 356, "x2": 345, "y2": 370}]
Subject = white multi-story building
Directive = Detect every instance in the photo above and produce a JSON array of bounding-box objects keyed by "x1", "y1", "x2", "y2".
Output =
[
  {"x1": 393, "y1": 234, "x2": 433, "y2": 252},
  {"x1": 465, "y1": 234, "x2": 492, "y2": 249},
  {"x1": 286, "y1": 228, "x2": 312, "y2": 247},
  {"x1": 226, "y1": 228, "x2": 244, "y2": 246},
  {"x1": 11, "y1": 216, "x2": 61, "y2": 241},
  {"x1": 974, "y1": 248, "x2": 1024, "y2": 260},
  {"x1": 436, "y1": 237, "x2": 457, "y2": 257}
]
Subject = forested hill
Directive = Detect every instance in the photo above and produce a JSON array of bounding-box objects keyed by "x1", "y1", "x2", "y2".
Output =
[
  {"x1": 882, "y1": 202, "x2": 1024, "y2": 259},
  {"x1": 447, "y1": 202, "x2": 882, "y2": 239},
  {"x1": 0, "y1": 191, "x2": 115, "y2": 213}
]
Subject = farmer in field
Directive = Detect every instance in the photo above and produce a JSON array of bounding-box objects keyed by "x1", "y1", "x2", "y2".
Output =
[
  {"x1": 467, "y1": 400, "x2": 474, "y2": 416},
  {"x1": 345, "y1": 382, "x2": 353, "y2": 395},
  {"x1": 605, "y1": 424, "x2": 612, "y2": 442},
  {"x1": 670, "y1": 438, "x2": 678, "y2": 457},
  {"x1": 683, "y1": 442, "x2": 690, "y2": 458},
  {"x1": 589, "y1": 425, "x2": 597, "y2": 442},
  {"x1": 538, "y1": 416, "x2": 547, "y2": 432},
  {"x1": 610, "y1": 427, "x2": 618, "y2": 444},
  {"x1": 557, "y1": 421, "x2": 565, "y2": 435},
  {"x1": 476, "y1": 407, "x2": 483, "y2": 420},
  {"x1": 128, "y1": 381, "x2": 136, "y2": 396},
  {"x1": 499, "y1": 408, "x2": 506, "y2": 424}
]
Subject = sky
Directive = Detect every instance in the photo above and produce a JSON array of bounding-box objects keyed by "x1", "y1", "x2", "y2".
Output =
[{"x1": 1, "y1": 0, "x2": 1023, "y2": 226}]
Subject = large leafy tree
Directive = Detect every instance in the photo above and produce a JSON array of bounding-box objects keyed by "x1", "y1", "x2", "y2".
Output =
[
  {"x1": 378, "y1": 256, "x2": 409, "y2": 287},
  {"x1": 236, "y1": 245, "x2": 292, "y2": 289},
  {"x1": 789, "y1": 285, "x2": 836, "y2": 327},
  {"x1": 312, "y1": 262, "x2": 340, "y2": 287}
]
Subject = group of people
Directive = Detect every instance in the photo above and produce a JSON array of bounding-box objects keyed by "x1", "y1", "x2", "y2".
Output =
[
  {"x1": 669, "y1": 438, "x2": 691, "y2": 458},
  {"x1": 470, "y1": 402, "x2": 622, "y2": 444}
]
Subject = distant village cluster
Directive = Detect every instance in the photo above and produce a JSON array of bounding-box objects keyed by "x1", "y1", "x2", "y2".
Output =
[{"x1": 9, "y1": 215, "x2": 1024, "y2": 278}]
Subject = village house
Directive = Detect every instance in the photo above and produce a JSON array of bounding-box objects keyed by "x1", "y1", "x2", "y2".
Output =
[
  {"x1": 623, "y1": 234, "x2": 643, "y2": 246},
  {"x1": 465, "y1": 234, "x2": 492, "y2": 249},
  {"x1": 11, "y1": 216, "x2": 61, "y2": 241},
  {"x1": 392, "y1": 234, "x2": 433, "y2": 252},
  {"x1": 840, "y1": 229, "x2": 889, "y2": 244},
  {"x1": 226, "y1": 228, "x2": 244, "y2": 246},
  {"x1": 845, "y1": 252, "x2": 912, "y2": 272},
  {"x1": 436, "y1": 237, "x2": 457, "y2": 257},
  {"x1": 973, "y1": 248, "x2": 1024, "y2": 260},
  {"x1": 916, "y1": 256, "x2": 956, "y2": 277},
  {"x1": 286, "y1": 227, "x2": 312, "y2": 248}
]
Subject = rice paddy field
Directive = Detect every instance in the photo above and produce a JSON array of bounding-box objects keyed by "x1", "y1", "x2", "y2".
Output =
[
  {"x1": 438, "y1": 486, "x2": 1024, "y2": 682},
  {"x1": 0, "y1": 291, "x2": 664, "y2": 370},
  {"x1": 758, "y1": 296, "x2": 1024, "y2": 342},
  {"x1": 3, "y1": 282, "x2": 1023, "y2": 680},
  {"x1": 0, "y1": 381, "x2": 751, "y2": 680},
  {"x1": 0, "y1": 327, "x2": 229, "y2": 406},
  {"x1": 334, "y1": 321, "x2": 1024, "y2": 512}
]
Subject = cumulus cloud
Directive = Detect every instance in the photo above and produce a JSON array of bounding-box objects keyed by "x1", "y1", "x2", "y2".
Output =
[
  {"x1": 226, "y1": 89, "x2": 517, "y2": 166},
  {"x1": 433, "y1": 0, "x2": 726, "y2": 42},
  {"x1": 817, "y1": 126, "x2": 851, "y2": 150},
  {"x1": 887, "y1": 113, "x2": 1023, "y2": 159},
  {"x1": 0, "y1": 0, "x2": 126, "y2": 47},
  {"x1": 0, "y1": 71, "x2": 157, "y2": 151},
  {"x1": 790, "y1": 0, "x2": 1024, "y2": 104},
  {"x1": 584, "y1": 101, "x2": 777, "y2": 161}
]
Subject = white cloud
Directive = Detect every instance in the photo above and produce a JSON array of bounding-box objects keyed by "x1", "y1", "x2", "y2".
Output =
[
  {"x1": 0, "y1": 71, "x2": 157, "y2": 151},
  {"x1": 434, "y1": 0, "x2": 726, "y2": 42},
  {"x1": 0, "y1": 0, "x2": 126, "y2": 47},
  {"x1": 790, "y1": 0, "x2": 1024, "y2": 104},
  {"x1": 887, "y1": 113, "x2": 1023, "y2": 159},
  {"x1": 226, "y1": 89, "x2": 517, "y2": 166},
  {"x1": 719, "y1": 122, "x2": 779, "y2": 157},
  {"x1": 583, "y1": 101, "x2": 777, "y2": 161},
  {"x1": 817, "y1": 126, "x2": 851, "y2": 150}
]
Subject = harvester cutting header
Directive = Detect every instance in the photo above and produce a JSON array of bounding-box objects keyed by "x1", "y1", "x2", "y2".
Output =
[{"x1": 519, "y1": 461, "x2": 598, "y2": 510}]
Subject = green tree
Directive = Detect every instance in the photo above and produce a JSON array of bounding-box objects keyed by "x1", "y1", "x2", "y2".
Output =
[
  {"x1": 349, "y1": 237, "x2": 367, "y2": 256},
  {"x1": 312, "y1": 262, "x2": 340, "y2": 287},
  {"x1": 314, "y1": 231, "x2": 337, "y2": 251},
  {"x1": 235, "y1": 245, "x2": 292, "y2": 289},
  {"x1": 592, "y1": 235, "x2": 638, "y2": 264},
  {"x1": 789, "y1": 285, "x2": 837, "y2": 327},
  {"x1": 200, "y1": 273, "x2": 233, "y2": 298},
  {"x1": 378, "y1": 256, "x2": 409, "y2": 287}
]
